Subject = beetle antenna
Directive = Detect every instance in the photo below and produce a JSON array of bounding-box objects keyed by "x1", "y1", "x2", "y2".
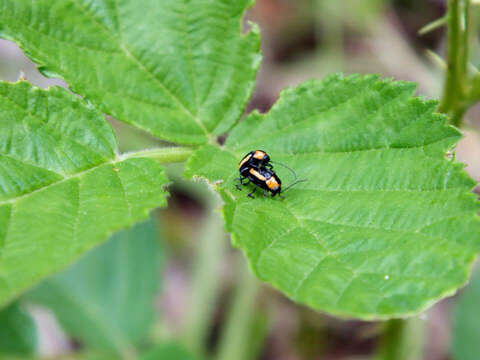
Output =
[
  {"x1": 282, "y1": 179, "x2": 307, "y2": 193},
  {"x1": 270, "y1": 160, "x2": 297, "y2": 180}
]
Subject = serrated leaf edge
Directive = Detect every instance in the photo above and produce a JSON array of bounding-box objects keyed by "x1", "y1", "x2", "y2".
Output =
[{"x1": 186, "y1": 74, "x2": 480, "y2": 319}]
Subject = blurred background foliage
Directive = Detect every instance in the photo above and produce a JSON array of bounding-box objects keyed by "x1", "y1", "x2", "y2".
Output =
[{"x1": 0, "y1": 0, "x2": 479, "y2": 359}]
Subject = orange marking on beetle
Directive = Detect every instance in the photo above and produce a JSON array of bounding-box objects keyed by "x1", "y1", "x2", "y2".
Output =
[
  {"x1": 266, "y1": 177, "x2": 279, "y2": 190},
  {"x1": 253, "y1": 150, "x2": 266, "y2": 160},
  {"x1": 249, "y1": 168, "x2": 266, "y2": 181},
  {"x1": 238, "y1": 154, "x2": 252, "y2": 169}
]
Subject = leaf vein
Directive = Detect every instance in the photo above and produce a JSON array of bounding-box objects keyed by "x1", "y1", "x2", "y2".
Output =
[
  {"x1": 0, "y1": 159, "x2": 117, "y2": 206},
  {"x1": 292, "y1": 256, "x2": 329, "y2": 297},
  {"x1": 69, "y1": 0, "x2": 210, "y2": 137},
  {"x1": 114, "y1": 170, "x2": 132, "y2": 221},
  {"x1": 255, "y1": 226, "x2": 298, "y2": 269},
  {"x1": 234, "y1": 81, "x2": 414, "y2": 148},
  {"x1": 0, "y1": 92, "x2": 112, "y2": 172}
]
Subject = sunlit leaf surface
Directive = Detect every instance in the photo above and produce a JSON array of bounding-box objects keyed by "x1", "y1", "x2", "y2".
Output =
[
  {"x1": 186, "y1": 74, "x2": 480, "y2": 319},
  {"x1": 0, "y1": 0, "x2": 261, "y2": 145},
  {"x1": 0, "y1": 82, "x2": 168, "y2": 307}
]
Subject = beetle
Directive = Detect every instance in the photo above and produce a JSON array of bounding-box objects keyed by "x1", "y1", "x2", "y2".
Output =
[
  {"x1": 236, "y1": 166, "x2": 282, "y2": 198},
  {"x1": 236, "y1": 150, "x2": 306, "y2": 198},
  {"x1": 238, "y1": 150, "x2": 272, "y2": 177}
]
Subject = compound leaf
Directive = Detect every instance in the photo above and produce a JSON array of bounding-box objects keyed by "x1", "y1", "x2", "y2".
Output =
[
  {"x1": 0, "y1": 81, "x2": 168, "y2": 308},
  {"x1": 26, "y1": 219, "x2": 162, "y2": 356},
  {"x1": 0, "y1": 0, "x2": 261, "y2": 145},
  {"x1": 186, "y1": 74, "x2": 480, "y2": 319}
]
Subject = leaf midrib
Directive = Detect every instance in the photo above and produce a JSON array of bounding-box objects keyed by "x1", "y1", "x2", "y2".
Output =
[
  {"x1": 0, "y1": 90, "x2": 114, "y2": 174},
  {"x1": 0, "y1": 157, "x2": 117, "y2": 206},
  {"x1": 224, "y1": 134, "x2": 458, "y2": 165},
  {"x1": 69, "y1": 0, "x2": 209, "y2": 137}
]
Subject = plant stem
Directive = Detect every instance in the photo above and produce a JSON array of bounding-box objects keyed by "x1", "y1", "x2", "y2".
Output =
[
  {"x1": 122, "y1": 146, "x2": 194, "y2": 163},
  {"x1": 439, "y1": 0, "x2": 470, "y2": 126},
  {"x1": 375, "y1": 318, "x2": 425, "y2": 360},
  {"x1": 182, "y1": 206, "x2": 226, "y2": 355},
  {"x1": 215, "y1": 259, "x2": 263, "y2": 360}
]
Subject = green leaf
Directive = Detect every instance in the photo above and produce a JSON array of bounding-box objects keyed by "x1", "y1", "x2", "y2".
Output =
[
  {"x1": 141, "y1": 342, "x2": 197, "y2": 360},
  {"x1": 0, "y1": 0, "x2": 261, "y2": 145},
  {"x1": 0, "y1": 81, "x2": 168, "y2": 307},
  {"x1": 0, "y1": 303, "x2": 36, "y2": 355},
  {"x1": 452, "y1": 267, "x2": 480, "y2": 360},
  {"x1": 26, "y1": 219, "x2": 162, "y2": 356},
  {"x1": 185, "y1": 74, "x2": 480, "y2": 319}
]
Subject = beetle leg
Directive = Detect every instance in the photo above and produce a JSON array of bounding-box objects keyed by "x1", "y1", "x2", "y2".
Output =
[
  {"x1": 247, "y1": 187, "x2": 256, "y2": 198},
  {"x1": 235, "y1": 177, "x2": 247, "y2": 190},
  {"x1": 263, "y1": 190, "x2": 268, "y2": 197}
]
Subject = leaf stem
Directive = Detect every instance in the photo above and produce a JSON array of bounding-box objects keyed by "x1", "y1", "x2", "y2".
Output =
[
  {"x1": 122, "y1": 146, "x2": 194, "y2": 164},
  {"x1": 215, "y1": 259, "x2": 262, "y2": 360},
  {"x1": 418, "y1": 15, "x2": 448, "y2": 35},
  {"x1": 182, "y1": 206, "x2": 226, "y2": 355},
  {"x1": 439, "y1": 0, "x2": 471, "y2": 126}
]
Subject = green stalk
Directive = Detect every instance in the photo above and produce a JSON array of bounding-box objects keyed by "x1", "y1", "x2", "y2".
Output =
[
  {"x1": 439, "y1": 0, "x2": 471, "y2": 126},
  {"x1": 418, "y1": 15, "x2": 448, "y2": 35},
  {"x1": 182, "y1": 207, "x2": 226, "y2": 355},
  {"x1": 122, "y1": 146, "x2": 194, "y2": 163},
  {"x1": 375, "y1": 318, "x2": 424, "y2": 360},
  {"x1": 215, "y1": 259, "x2": 263, "y2": 360}
]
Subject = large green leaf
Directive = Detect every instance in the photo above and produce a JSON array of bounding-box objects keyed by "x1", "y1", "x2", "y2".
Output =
[
  {"x1": 0, "y1": 0, "x2": 261, "y2": 145},
  {"x1": 0, "y1": 81, "x2": 168, "y2": 307},
  {"x1": 26, "y1": 219, "x2": 162, "y2": 357},
  {"x1": 451, "y1": 267, "x2": 480, "y2": 360},
  {"x1": 185, "y1": 74, "x2": 480, "y2": 319},
  {"x1": 0, "y1": 303, "x2": 36, "y2": 355}
]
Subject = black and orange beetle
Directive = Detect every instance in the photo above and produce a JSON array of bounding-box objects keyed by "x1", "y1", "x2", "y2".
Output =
[
  {"x1": 236, "y1": 150, "x2": 305, "y2": 198},
  {"x1": 238, "y1": 150, "x2": 272, "y2": 175},
  {"x1": 237, "y1": 166, "x2": 282, "y2": 198}
]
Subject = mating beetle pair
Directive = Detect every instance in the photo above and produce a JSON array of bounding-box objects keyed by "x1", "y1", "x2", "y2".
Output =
[{"x1": 235, "y1": 150, "x2": 304, "y2": 198}]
